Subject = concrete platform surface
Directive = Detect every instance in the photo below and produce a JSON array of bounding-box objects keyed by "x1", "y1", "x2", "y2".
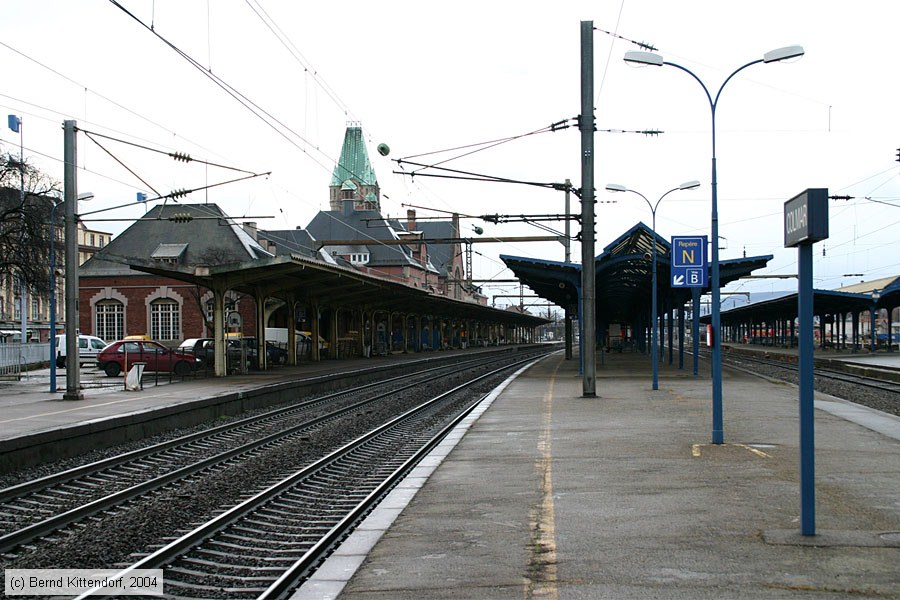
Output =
[{"x1": 298, "y1": 350, "x2": 900, "y2": 599}]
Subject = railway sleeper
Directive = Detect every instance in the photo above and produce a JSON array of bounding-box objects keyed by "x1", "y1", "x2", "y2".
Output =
[
  {"x1": 182, "y1": 556, "x2": 294, "y2": 570},
  {"x1": 194, "y1": 547, "x2": 303, "y2": 563},
  {"x1": 166, "y1": 565, "x2": 278, "y2": 583}
]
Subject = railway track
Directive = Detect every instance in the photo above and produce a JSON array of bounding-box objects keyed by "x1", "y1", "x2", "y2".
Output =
[
  {"x1": 0, "y1": 355, "x2": 548, "y2": 598},
  {"x1": 706, "y1": 348, "x2": 900, "y2": 417},
  {"x1": 722, "y1": 351, "x2": 900, "y2": 393},
  {"x1": 47, "y1": 352, "x2": 544, "y2": 599},
  {"x1": 0, "y1": 349, "x2": 548, "y2": 556}
]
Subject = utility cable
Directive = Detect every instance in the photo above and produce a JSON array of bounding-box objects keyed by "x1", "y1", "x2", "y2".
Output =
[
  {"x1": 78, "y1": 171, "x2": 270, "y2": 218},
  {"x1": 107, "y1": 0, "x2": 334, "y2": 175},
  {"x1": 242, "y1": 0, "x2": 353, "y2": 118},
  {"x1": 79, "y1": 128, "x2": 258, "y2": 175},
  {"x1": 82, "y1": 131, "x2": 162, "y2": 197}
]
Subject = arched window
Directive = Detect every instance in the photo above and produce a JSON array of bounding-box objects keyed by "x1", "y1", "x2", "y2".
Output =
[
  {"x1": 150, "y1": 299, "x2": 181, "y2": 341},
  {"x1": 96, "y1": 300, "x2": 124, "y2": 342}
]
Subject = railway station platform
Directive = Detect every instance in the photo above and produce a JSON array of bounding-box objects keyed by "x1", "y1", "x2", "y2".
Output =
[{"x1": 300, "y1": 349, "x2": 900, "y2": 599}]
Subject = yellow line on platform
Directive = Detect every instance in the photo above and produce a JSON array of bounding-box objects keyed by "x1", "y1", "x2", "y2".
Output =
[{"x1": 526, "y1": 362, "x2": 560, "y2": 600}]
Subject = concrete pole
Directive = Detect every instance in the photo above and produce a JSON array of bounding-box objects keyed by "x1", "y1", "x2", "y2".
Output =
[
  {"x1": 62, "y1": 121, "x2": 83, "y2": 400},
  {"x1": 579, "y1": 21, "x2": 597, "y2": 397},
  {"x1": 213, "y1": 288, "x2": 226, "y2": 376}
]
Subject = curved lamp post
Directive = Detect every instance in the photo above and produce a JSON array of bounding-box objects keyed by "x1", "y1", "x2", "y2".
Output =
[
  {"x1": 49, "y1": 192, "x2": 93, "y2": 393},
  {"x1": 605, "y1": 181, "x2": 700, "y2": 390},
  {"x1": 624, "y1": 45, "x2": 804, "y2": 443}
]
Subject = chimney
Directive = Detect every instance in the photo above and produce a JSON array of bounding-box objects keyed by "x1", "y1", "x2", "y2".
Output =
[
  {"x1": 343, "y1": 198, "x2": 354, "y2": 217},
  {"x1": 242, "y1": 222, "x2": 258, "y2": 240},
  {"x1": 407, "y1": 209, "x2": 416, "y2": 231}
]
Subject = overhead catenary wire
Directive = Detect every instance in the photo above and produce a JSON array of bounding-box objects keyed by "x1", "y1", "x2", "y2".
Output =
[
  {"x1": 242, "y1": 0, "x2": 353, "y2": 119},
  {"x1": 106, "y1": 0, "x2": 371, "y2": 189},
  {"x1": 78, "y1": 171, "x2": 271, "y2": 218}
]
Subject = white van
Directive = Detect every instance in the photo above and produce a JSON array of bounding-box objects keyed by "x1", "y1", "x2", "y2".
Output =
[{"x1": 56, "y1": 334, "x2": 108, "y2": 368}]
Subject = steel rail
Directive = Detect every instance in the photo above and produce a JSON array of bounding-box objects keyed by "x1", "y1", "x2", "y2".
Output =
[
  {"x1": 0, "y1": 353, "x2": 519, "y2": 552},
  {"x1": 74, "y1": 353, "x2": 545, "y2": 599}
]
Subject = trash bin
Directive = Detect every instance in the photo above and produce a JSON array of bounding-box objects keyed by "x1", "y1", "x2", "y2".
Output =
[{"x1": 126, "y1": 362, "x2": 146, "y2": 391}]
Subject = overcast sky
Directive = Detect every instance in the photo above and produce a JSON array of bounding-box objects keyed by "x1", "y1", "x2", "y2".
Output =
[{"x1": 2, "y1": 1, "x2": 898, "y2": 307}]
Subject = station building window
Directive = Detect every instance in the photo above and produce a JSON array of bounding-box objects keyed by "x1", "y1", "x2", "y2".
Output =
[
  {"x1": 96, "y1": 300, "x2": 125, "y2": 342},
  {"x1": 150, "y1": 299, "x2": 180, "y2": 341}
]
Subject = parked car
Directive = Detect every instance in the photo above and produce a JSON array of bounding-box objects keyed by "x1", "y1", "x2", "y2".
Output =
[
  {"x1": 299, "y1": 331, "x2": 329, "y2": 357},
  {"x1": 55, "y1": 334, "x2": 107, "y2": 368},
  {"x1": 177, "y1": 338, "x2": 216, "y2": 366},
  {"x1": 96, "y1": 340, "x2": 202, "y2": 377},
  {"x1": 264, "y1": 341, "x2": 288, "y2": 365},
  {"x1": 176, "y1": 337, "x2": 286, "y2": 368},
  {"x1": 233, "y1": 337, "x2": 287, "y2": 366}
]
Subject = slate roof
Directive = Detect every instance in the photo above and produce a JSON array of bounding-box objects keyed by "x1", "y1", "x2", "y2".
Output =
[
  {"x1": 80, "y1": 203, "x2": 272, "y2": 277},
  {"x1": 255, "y1": 228, "x2": 321, "y2": 260},
  {"x1": 418, "y1": 221, "x2": 458, "y2": 278},
  {"x1": 305, "y1": 208, "x2": 438, "y2": 273}
]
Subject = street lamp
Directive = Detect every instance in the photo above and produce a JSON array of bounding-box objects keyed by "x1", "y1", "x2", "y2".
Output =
[
  {"x1": 624, "y1": 45, "x2": 804, "y2": 444},
  {"x1": 605, "y1": 181, "x2": 700, "y2": 390},
  {"x1": 8, "y1": 115, "x2": 26, "y2": 347},
  {"x1": 49, "y1": 192, "x2": 93, "y2": 393}
]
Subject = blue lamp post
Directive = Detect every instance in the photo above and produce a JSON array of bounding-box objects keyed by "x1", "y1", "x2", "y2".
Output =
[
  {"x1": 8, "y1": 115, "x2": 27, "y2": 347},
  {"x1": 624, "y1": 45, "x2": 804, "y2": 443},
  {"x1": 49, "y1": 200, "x2": 60, "y2": 392},
  {"x1": 605, "y1": 181, "x2": 700, "y2": 390}
]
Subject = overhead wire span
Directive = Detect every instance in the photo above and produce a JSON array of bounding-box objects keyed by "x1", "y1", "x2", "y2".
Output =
[
  {"x1": 78, "y1": 127, "x2": 259, "y2": 175},
  {"x1": 242, "y1": 0, "x2": 353, "y2": 119},
  {"x1": 106, "y1": 0, "x2": 382, "y2": 224},
  {"x1": 393, "y1": 159, "x2": 571, "y2": 194},
  {"x1": 82, "y1": 131, "x2": 162, "y2": 197},
  {"x1": 399, "y1": 120, "x2": 570, "y2": 170},
  {"x1": 78, "y1": 171, "x2": 271, "y2": 218},
  {"x1": 106, "y1": 0, "x2": 335, "y2": 175},
  {"x1": 592, "y1": 25, "x2": 657, "y2": 52}
]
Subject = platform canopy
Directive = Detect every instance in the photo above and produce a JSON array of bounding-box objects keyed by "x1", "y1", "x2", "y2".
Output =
[
  {"x1": 702, "y1": 275, "x2": 900, "y2": 325},
  {"x1": 502, "y1": 222, "x2": 773, "y2": 324},
  {"x1": 125, "y1": 252, "x2": 548, "y2": 328}
]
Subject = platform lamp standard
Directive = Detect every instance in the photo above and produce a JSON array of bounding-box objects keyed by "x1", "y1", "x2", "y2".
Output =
[
  {"x1": 7, "y1": 115, "x2": 26, "y2": 347},
  {"x1": 48, "y1": 192, "x2": 93, "y2": 393},
  {"x1": 624, "y1": 45, "x2": 804, "y2": 444},
  {"x1": 605, "y1": 181, "x2": 700, "y2": 390}
]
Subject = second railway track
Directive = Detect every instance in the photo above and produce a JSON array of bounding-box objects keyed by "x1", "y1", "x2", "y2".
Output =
[{"x1": 0, "y1": 347, "x2": 553, "y2": 599}]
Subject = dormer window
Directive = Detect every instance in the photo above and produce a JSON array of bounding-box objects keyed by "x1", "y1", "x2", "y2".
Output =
[{"x1": 151, "y1": 243, "x2": 188, "y2": 265}]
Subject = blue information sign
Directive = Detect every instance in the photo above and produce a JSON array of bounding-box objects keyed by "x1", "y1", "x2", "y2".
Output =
[{"x1": 670, "y1": 236, "x2": 708, "y2": 288}]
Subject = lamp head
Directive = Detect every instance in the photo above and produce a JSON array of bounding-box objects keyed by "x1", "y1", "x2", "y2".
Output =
[
  {"x1": 679, "y1": 180, "x2": 701, "y2": 191},
  {"x1": 763, "y1": 45, "x2": 804, "y2": 63},
  {"x1": 77, "y1": 192, "x2": 94, "y2": 202},
  {"x1": 605, "y1": 183, "x2": 627, "y2": 193},
  {"x1": 624, "y1": 51, "x2": 664, "y2": 67}
]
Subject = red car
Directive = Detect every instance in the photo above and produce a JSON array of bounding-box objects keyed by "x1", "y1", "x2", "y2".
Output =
[{"x1": 96, "y1": 340, "x2": 203, "y2": 377}]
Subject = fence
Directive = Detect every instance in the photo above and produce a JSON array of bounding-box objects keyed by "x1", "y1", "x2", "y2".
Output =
[{"x1": 0, "y1": 342, "x2": 50, "y2": 379}]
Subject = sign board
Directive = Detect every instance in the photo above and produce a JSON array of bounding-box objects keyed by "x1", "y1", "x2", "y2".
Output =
[
  {"x1": 227, "y1": 311, "x2": 242, "y2": 329},
  {"x1": 784, "y1": 188, "x2": 829, "y2": 248},
  {"x1": 670, "y1": 235, "x2": 708, "y2": 287}
]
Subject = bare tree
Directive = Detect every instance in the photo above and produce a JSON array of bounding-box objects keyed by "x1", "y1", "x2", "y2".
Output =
[
  {"x1": 183, "y1": 248, "x2": 251, "y2": 335},
  {"x1": 0, "y1": 147, "x2": 62, "y2": 294}
]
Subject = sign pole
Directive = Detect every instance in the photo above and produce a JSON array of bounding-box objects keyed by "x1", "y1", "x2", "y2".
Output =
[
  {"x1": 797, "y1": 241, "x2": 815, "y2": 535},
  {"x1": 784, "y1": 188, "x2": 829, "y2": 537}
]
